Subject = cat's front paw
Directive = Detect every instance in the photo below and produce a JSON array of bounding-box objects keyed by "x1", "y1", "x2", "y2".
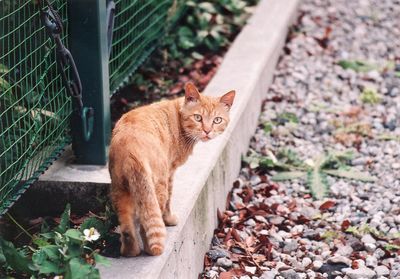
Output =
[{"x1": 163, "y1": 213, "x2": 178, "y2": 226}]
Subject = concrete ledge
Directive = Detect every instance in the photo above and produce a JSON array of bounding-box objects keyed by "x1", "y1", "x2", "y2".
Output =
[
  {"x1": 16, "y1": 0, "x2": 300, "y2": 277},
  {"x1": 101, "y1": 0, "x2": 299, "y2": 278}
]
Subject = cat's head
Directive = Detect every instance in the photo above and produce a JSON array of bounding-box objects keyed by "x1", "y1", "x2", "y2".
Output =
[{"x1": 180, "y1": 82, "x2": 235, "y2": 142}]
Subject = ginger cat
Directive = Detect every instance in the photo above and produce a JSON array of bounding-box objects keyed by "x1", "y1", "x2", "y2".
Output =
[{"x1": 109, "y1": 82, "x2": 235, "y2": 257}]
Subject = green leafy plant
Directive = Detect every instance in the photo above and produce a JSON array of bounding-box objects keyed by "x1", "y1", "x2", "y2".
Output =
[
  {"x1": 0, "y1": 204, "x2": 110, "y2": 278},
  {"x1": 320, "y1": 230, "x2": 340, "y2": 242},
  {"x1": 244, "y1": 149, "x2": 376, "y2": 200},
  {"x1": 384, "y1": 244, "x2": 400, "y2": 251},
  {"x1": 275, "y1": 112, "x2": 299, "y2": 124},
  {"x1": 338, "y1": 59, "x2": 398, "y2": 74},
  {"x1": 262, "y1": 121, "x2": 274, "y2": 134},
  {"x1": 164, "y1": 0, "x2": 257, "y2": 61},
  {"x1": 345, "y1": 224, "x2": 383, "y2": 238},
  {"x1": 337, "y1": 60, "x2": 377, "y2": 72},
  {"x1": 360, "y1": 87, "x2": 381, "y2": 104}
]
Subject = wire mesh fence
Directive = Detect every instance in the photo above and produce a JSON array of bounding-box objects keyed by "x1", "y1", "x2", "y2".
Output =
[
  {"x1": 0, "y1": 0, "x2": 187, "y2": 214},
  {"x1": 0, "y1": 0, "x2": 72, "y2": 215},
  {"x1": 109, "y1": 0, "x2": 186, "y2": 94}
]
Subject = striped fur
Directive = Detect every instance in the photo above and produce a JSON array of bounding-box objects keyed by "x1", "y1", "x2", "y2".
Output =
[{"x1": 109, "y1": 83, "x2": 235, "y2": 256}]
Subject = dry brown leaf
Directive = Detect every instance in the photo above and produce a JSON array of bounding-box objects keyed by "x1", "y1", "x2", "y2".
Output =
[
  {"x1": 231, "y1": 228, "x2": 242, "y2": 242},
  {"x1": 319, "y1": 200, "x2": 336, "y2": 211},
  {"x1": 245, "y1": 236, "x2": 256, "y2": 247},
  {"x1": 220, "y1": 271, "x2": 233, "y2": 279},
  {"x1": 342, "y1": 106, "x2": 363, "y2": 118},
  {"x1": 341, "y1": 219, "x2": 351, "y2": 231}
]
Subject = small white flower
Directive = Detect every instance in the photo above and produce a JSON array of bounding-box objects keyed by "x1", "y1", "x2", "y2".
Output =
[
  {"x1": 304, "y1": 158, "x2": 315, "y2": 167},
  {"x1": 54, "y1": 276, "x2": 63, "y2": 279},
  {"x1": 83, "y1": 227, "x2": 100, "y2": 242}
]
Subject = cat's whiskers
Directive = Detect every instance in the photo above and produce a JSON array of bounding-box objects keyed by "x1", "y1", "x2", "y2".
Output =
[{"x1": 178, "y1": 131, "x2": 198, "y2": 153}]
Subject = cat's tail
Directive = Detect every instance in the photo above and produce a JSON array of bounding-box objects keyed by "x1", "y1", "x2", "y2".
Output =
[{"x1": 129, "y1": 163, "x2": 166, "y2": 256}]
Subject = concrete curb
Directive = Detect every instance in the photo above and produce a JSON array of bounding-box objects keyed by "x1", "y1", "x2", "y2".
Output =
[
  {"x1": 101, "y1": 0, "x2": 299, "y2": 278},
  {"x1": 13, "y1": 0, "x2": 300, "y2": 277}
]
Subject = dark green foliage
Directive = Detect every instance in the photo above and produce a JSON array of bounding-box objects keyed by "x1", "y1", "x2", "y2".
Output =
[
  {"x1": 0, "y1": 204, "x2": 110, "y2": 278},
  {"x1": 164, "y1": 0, "x2": 258, "y2": 62}
]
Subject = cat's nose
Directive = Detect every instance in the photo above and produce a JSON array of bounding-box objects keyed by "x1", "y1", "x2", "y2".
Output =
[{"x1": 203, "y1": 129, "x2": 211, "y2": 135}]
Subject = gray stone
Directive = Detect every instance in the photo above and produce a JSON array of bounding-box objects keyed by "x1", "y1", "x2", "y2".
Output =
[
  {"x1": 365, "y1": 243, "x2": 377, "y2": 253},
  {"x1": 345, "y1": 267, "x2": 376, "y2": 279},
  {"x1": 389, "y1": 87, "x2": 399, "y2": 97},
  {"x1": 206, "y1": 270, "x2": 219, "y2": 278},
  {"x1": 280, "y1": 269, "x2": 300, "y2": 279},
  {"x1": 328, "y1": 255, "x2": 352, "y2": 266},
  {"x1": 361, "y1": 234, "x2": 376, "y2": 245},
  {"x1": 207, "y1": 248, "x2": 230, "y2": 261},
  {"x1": 283, "y1": 240, "x2": 298, "y2": 253},
  {"x1": 313, "y1": 260, "x2": 323, "y2": 270},
  {"x1": 335, "y1": 245, "x2": 353, "y2": 257},
  {"x1": 216, "y1": 257, "x2": 233, "y2": 268},
  {"x1": 303, "y1": 229, "x2": 319, "y2": 240},
  {"x1": 250, "y1": 175, "x2": 262, "y2": 186},
  {"x1": 269, "y1": 216, "x2": 285, "y2": 225},
  {"x1": 373, "y1": 248, "x2": 386, "y2": 260},
  {"x1": 352, "y1": 157, "x2": 368, "y2": 166},
  {"x1": 301, "y1": 257, "x2": 312, "y2": 268},
  {"x1": 365, "y1": 255, "x2": 378, "y2": 267},
  {"x1": 260, "y1": 270, "x2": 278, "y2": 279},
  {"x1": 375, "y1": 265, "x2": 390, "y2": 276},
  {"x1": 245, "y1": 218, "x2": 257, "y2": 226}
]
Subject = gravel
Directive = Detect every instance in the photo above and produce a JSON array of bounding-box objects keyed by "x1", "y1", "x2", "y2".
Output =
[{"x1": 201, "y1": 0, "x2": 400, "y2": 278}]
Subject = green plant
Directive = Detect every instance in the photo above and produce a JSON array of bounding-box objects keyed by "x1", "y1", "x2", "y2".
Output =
[
  {"x1": 164, "y1": 0, "x2": 257, "y2": 61},
  {"x1": 0, "y1": 204, "x2": 110, "y2": 278},
  {"x1": 338, "y1": 60, "x2": 377, "y2": 72},
  {"x1": 275, "y1": 112, "x2": 299, "y2": 124},
  {"x1": 320, "y1": 230, "x2": 340, "y2": 242},
  {"x1": 244, "y1": 149, "x2": 376, "y2": 200},
  {"x1": 360, "y1": 87, "x2": 381, "y2": 104},
  {"x1": 384, "y1": 244, "x2": 400, "y2": 251},
  {"x1": 345, "y1": 224, "x2": 383, "y2": 238},
  {"x1": 115, "y1": 0, "x2": 258, "y2": 106}
]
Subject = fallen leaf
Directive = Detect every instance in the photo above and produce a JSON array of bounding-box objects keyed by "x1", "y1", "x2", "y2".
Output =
[
  {"x1": 231, "y1": 228, "x2": 242, "y2": 242},
  {"x1": 220, "y1": 271, "x2": 233, "y2": 279},
  {"x1": 245, "y1": 236, "x2": 256, "y2": 247},
  {"x1": 342, "y1": 106, "x2": 362, "y2": 118},
  {"x1": 319, "y1": 200, "x2": 336, "y2": 211}
]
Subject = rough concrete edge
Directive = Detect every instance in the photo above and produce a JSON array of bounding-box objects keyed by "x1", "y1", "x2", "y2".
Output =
[{"x1": 99, "y1": 0, "x2": 300, "y2": 278}]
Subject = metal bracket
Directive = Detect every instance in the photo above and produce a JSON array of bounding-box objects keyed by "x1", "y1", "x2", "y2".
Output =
[{"x1": 106, "y1": 0, "x2": 116, "y2": 57}]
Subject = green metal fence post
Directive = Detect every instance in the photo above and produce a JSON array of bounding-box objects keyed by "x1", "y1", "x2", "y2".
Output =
[{"x1": 67, "y1": 0, "x2": 110, "y2": 165}]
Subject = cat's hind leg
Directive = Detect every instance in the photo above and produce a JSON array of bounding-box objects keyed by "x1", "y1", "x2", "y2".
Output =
[
  {"x1": 162, "y1": 176, "x2": 178, "y2": 226},
  {"x1": 138, "y1": 182, "x2": 167, "y2": 256},
  {"x1": 113, "y1": 189, "x2": 141, "y2": 257}
]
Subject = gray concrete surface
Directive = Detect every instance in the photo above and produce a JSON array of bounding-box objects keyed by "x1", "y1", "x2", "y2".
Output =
[{"x1": 100, "y1": 0, "x2": 300, "y2": 278}]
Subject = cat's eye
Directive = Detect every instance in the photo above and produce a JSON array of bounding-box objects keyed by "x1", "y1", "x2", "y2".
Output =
[
  {"x1": 213, "y1": 117, "x2": 222, "y2": 124},
  {"x1": 194, "y1": 114, "x2": 202, "y2": 122}
]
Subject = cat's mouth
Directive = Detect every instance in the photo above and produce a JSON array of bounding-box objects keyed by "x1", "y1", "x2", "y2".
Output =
[{"x1": 200, "y1": 136, "x2": 211, "y2": 142}]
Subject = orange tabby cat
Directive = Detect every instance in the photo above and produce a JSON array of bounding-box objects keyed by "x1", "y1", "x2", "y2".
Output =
[{"x1": 109, "y1": 82, "x2": 235, "y2": 257}]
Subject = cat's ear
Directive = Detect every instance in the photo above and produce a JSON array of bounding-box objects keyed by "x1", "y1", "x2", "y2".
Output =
[
  {"x1": 184, "y1": 82, "x2": 200, "y2": 103},
  {"x1": 219, "y1": 90, "x2": 235, "y2": 109}
]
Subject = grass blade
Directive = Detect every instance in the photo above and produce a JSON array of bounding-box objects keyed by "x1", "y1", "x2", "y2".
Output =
[
  {"x1": 271, "y1": 171, "x2": 306, "y2": 181},
  {"x1": 307, "y1": 156, "x2": 329, "y2": 200},
  {"x1": 307, "y1": 170, "x2": 329, "y2": 200},
  {"x1": 323, "y1": 169, "x2": 377, "y2": 182}
]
